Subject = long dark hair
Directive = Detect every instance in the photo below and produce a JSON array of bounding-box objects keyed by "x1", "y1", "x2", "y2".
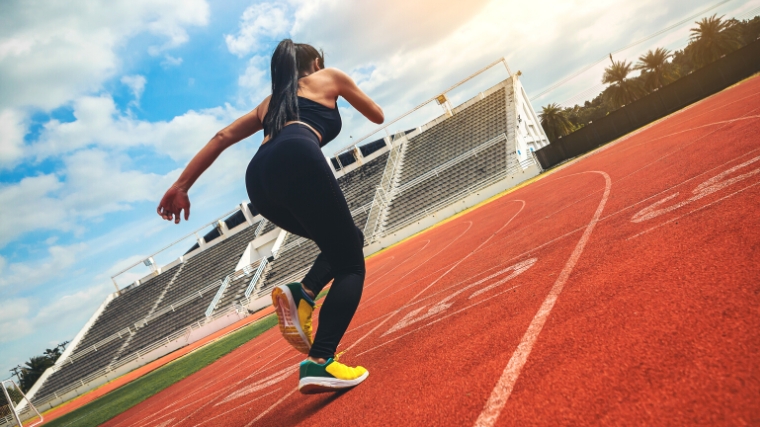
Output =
[{"x1": 264, "y1": 39, "x2": 325, "y2": 138}]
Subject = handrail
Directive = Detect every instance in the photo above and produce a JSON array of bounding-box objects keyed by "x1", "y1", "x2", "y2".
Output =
[
  {"x1": 59, "y1": 278, "x2": 224, "y2": 367},
  {"x1": 332, "y1": 57, "x2": 511, "y2": 157},
  {"x1": 384, "y1": 146, "x2": 530, "y2": 236},
  {"x1": 253, "y1": 218, "x2": 267, "y2": 239},
  {"x1": 111, "y1": 206, "x2": 243, "y2": 287},
  {"x1": 395, "y1": 134, "x2": 507, "y2": 193},
  {"x1": 205, "y1": 276, "x2": 231, "y2": 317},
  {"x1": 244, "y1": 258, "x2": 269, "y2": 298}
]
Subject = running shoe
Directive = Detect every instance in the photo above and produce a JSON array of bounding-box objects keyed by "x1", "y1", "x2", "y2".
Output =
[
  {"x1": 298, "y1": 356, "x2": 369, "y2": 394},
  {"x1": 271, "y1": 283, "x2": 314, "y2": 354}
]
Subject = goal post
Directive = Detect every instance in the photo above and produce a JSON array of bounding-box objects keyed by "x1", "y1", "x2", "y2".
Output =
[{"x1": 1, "y1": 380, "x2": 43, "y2": 427}]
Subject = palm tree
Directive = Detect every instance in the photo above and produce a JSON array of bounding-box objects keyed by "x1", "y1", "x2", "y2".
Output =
[
  {"x1": 540, "y1": 103, "x2": 574, "y2": 141},
  {"x1": 19, "y1": 356, "x2": 54, "y2": 392},
  {"x1": 689, "y1": 14, "x2": 742, "y2": 67},
  {"x1": 636, "y1": 48, "x2": 672, "y2": 91},
  {"x1": 602, "y1": 59, "x2": 644, "y2": 109}
]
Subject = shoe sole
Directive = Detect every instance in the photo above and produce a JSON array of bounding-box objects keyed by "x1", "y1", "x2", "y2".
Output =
[
  {"x1": 298, "y1": 371, "x2": 369, "y2": 394},
  {"x1": 271, "y1": 286, "x2": 312, "y2": 354}
]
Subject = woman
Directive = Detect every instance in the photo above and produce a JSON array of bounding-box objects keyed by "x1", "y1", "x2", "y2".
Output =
[{"x1": 157, "y1": 39, "x2": 384, "y2": 394}]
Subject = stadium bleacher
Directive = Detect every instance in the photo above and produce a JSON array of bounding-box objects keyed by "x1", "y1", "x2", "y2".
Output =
[
  {"x1": 30, "y1": 75, "x2": 543, "y2": 409},
  {"x1": 340, "y1": 152, "x2": 390, "y2": 212}
]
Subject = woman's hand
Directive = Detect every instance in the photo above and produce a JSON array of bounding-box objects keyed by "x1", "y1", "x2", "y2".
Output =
[{"x1": 157, "y1": 185, "x2": 191, "y2": 224}]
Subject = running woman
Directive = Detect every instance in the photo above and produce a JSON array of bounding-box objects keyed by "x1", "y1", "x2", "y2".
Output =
[{"x1": 157, "y1": 39, "x2": 384, "y2": 394}]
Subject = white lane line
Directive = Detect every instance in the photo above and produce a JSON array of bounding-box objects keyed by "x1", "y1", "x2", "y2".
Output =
[
  {"x1": 628, "y1": 179, "x2": 760, "y2": 240},
  {"x1": 364, "y1": 242, "x2": 430, "y2": 289},
  {"x1": 197, "y1": 388, "x2": 282, "y2": 426},
  {"x1": 336, "y1": 222, "x2": 474, "y2": 355},
  {"x1": 245, "y1": 387, "x2": 299, "y2": 427},
  {"x1": 356, "y1": 282, "x2": 526, "y2": 357},
  {"x1": 152, "y1": 419, "x2": 175, "y2": 427},
  {"x1": 474, "y1": 171, "x2": 611, "y2": 427}
]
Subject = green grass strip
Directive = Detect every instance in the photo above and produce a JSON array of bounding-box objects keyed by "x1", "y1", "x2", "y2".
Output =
[{"x1": 45, "y1": 315, "x2": 278, "y2": 427}]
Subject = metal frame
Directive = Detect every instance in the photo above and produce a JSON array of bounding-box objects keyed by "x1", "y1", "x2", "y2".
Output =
[
  {"x1": 332, "y1": 57, "x2": 512, "y2": 159},
  {"x1": 2, "y1": 379, "x2": 43, "y2": 427},
  {"x1": 205, "y1": 276, "x2": 231, "y2": 318},
  {"x1": 244, "y1": 258, "x2": 269, "y2": 299}
]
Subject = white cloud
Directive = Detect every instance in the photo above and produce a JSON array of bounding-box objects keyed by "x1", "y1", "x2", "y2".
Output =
[
  {"x1": 61, "y1": 150, "x2": 171, "y2": 218},
  {"x1": 0, "y1": 109, "x2": 27, "y2": 167},
  {"x1": 225, "y1": 2, "x2": 292, "y2": 57},
  {"x1": 32, "y1": 283, "x2": 111, "y2": 331},
  {"x1": 0, "y1": 283, "x2": 111, "y2": 344},
  {"x1": 238, "y1": 55, "x2": 270, "y2": 104},
  {"x1": 0, "y1": 148, "x2": 175, "y2": 248},
  {"x1": 0, "y1": 243, "x2": 86, "y2": 292},
  {"x1": 120, "y1": 75, "x2": 147, "y2": 102},
  {"x1": 0, "y1": 298, "x2": 32, "y2": 343},
  {"x1": 0, "y1": 0, "x2": 208, "y2": 111},
  {"x1": 0, "y1": 174, "x2": 68, "y2": 246},
  {"x1": 29, "y1": 95, "x2": 240, "y2": 161},
  {"x1": 161, "y1": 54, "x2": 183, "y2": 68}
]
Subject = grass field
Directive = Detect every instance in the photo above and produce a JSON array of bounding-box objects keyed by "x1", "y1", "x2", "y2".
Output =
[
  {"x1": 42, "y1": 287, "x2": 332, "y2": 427},
  {"x1": 43, "y1": 315, "x2": 278, "y2": 427}
]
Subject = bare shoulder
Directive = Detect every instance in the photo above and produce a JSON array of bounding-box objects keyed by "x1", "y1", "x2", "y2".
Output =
[
  {"x1": 256, "y1": 94, "x2": 272, "y2": 120},
  {"x1": 322, "y1": 67, "x2": 352, "y2": 83}
]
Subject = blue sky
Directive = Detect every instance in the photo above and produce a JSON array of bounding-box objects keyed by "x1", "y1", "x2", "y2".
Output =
[{"x1": 1, "y1": 0, "x2": 758, "y2": 379}]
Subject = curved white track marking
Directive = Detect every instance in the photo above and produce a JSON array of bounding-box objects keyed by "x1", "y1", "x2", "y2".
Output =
[
  {"x1": 360, "y1": 221, "x2": 472, "y2": 307},
  {"x1": 151, "y1": 419, "x2": 175, "y2": 427},
  {"x1": 194, "y1": 388, "x2": 282, "y2": 426},
  {"x1": 384, "y1": 258, "x2": 536, "y2": 336},
  {"x1": 340, "y1": 222, "x2": 475, "y2": 353},
  {"x1": 474, "y1": 171, "x2": 611, "y2": 427},
  {"x1": 629, "y1": 179, "x2": 760, "y2": 240},
  {"x1": 364, "y1": 241, "x2": 430, "y2": 290},
  {"x1": 357, "y1": 282, "x2": 527, "y2": 357},
  {"x1": 363, "y1": 255, "x2": 397, "y2": 286},
  {"x1": 220, "y1": 366, "x2": 295, "y2": 404},
  {"x1": 245, "y1": 388, "x2": 298, "y2": 427},
  {"x1": 631, "y1": 154, "x2": 760, "y2": 223},
  {"x1": 409, "y1": 202, "x2": 524, "y2": 301}
]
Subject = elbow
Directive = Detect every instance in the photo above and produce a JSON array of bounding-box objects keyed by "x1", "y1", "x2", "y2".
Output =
[
  {"x1": 373, "y1": 107, "x2": 385, "y2": 124},
  {"x1": 213, "y1": 130, "x2": 233, "y2": 148}
]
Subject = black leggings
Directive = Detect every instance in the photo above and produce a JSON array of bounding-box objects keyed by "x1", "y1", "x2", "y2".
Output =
[{"x1": 245, "y1": 124, "x2": 365, "y2": 360}]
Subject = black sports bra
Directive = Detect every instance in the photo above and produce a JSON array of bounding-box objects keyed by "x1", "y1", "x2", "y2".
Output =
[{"x1": 263, "y1": 96, "x2": 342, "y2": 147}]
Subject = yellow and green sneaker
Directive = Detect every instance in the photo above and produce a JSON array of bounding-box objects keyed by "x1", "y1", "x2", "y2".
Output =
[
  {"x1": 298, "y1": 356, "x2": 369, "y2": 394},
  {"x1": 271, "y1": 283, "x2": 314, "y2": 354}
]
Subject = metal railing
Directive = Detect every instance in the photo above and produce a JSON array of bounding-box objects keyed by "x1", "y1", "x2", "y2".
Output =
[
  {"x1": 394, "y1": 133, "x2": 507, "y2": 193},
  {"x1": 31, "y1": 299, "x2": 251, "y2": 409},
  {"x1": 383, "y1": 136, "x2": 530, "y2": 236},
  {"x1": 332, "y1": 57, "x2": 512, "y2": 158},
  {"x1": 253, "y1": 218, "x2": 267, "y2": 239},
  {"x1": 134, "y1": 280, "x2": 222, "y2": 328},
  {"x1": 244, "y1": 258, "x2": 269, "y2": 299},
  {"x1": 205, "y1": 276, "x2": 231, "y2": 318},
  {"x1": 256, "y1": 266, "x2": 312, "y2": 299},
  {"x1": 110, "y1": 206, "x2": 244, "y2": 290},
  {"x1": 55, "y1": 277, "x2": 226, "y2": 369}
]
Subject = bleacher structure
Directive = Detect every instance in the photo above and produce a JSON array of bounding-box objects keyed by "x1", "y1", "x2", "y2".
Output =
[{"x1": 15, "y1": 62, "x2": 549, "y2": 418}]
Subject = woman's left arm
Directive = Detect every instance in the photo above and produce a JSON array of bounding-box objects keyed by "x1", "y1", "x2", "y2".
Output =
[{"x1": 157, "y1": 101, "x2": 267, "y2": 224}]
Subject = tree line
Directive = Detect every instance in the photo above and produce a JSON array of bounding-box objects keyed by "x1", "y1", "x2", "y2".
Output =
[
  {"x1": 540, "y1": 14, "x2": 760, "y2": 142},
  {"x1": 1, "y1": 341, "x2": 68, "y2": 408}
]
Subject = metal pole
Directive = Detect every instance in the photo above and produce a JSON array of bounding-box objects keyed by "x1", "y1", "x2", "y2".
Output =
[{"x1": 2, "y1": 380, "x2": 23, "y2": 427}]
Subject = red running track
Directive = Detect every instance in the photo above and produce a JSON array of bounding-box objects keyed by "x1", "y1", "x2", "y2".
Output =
[{"x1": 101, "y1": 76, "x2": 760, "y2": 426}]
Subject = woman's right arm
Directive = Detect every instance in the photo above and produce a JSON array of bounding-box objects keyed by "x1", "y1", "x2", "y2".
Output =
[
  {"x1": 330, "y1": 69, "x2": 384, "y2": 124},
  {"x1": 157, "y1": 97, "x2": 269, "y2": 224}
]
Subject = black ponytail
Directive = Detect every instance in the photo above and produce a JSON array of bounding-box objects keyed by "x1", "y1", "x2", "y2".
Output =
[{"x1": 264, "y1": 39, "x2": 299, "y2": 139}]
